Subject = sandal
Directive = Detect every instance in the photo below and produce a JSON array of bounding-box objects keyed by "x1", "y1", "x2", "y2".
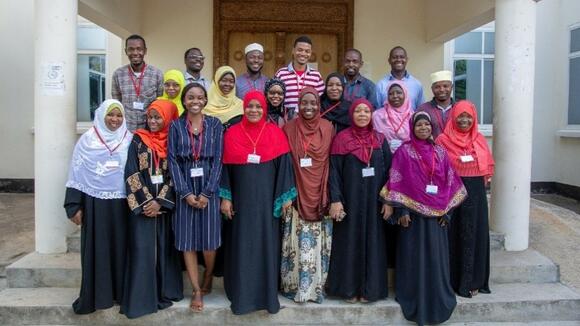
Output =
[
  {"x1": 345, "y1": 297, "x2": 358, "y2": 304},
  {"x1": 201, "y1": 274, "x2": 213, "y2": 296},
  {"x1": 359, "y1": 297, "x2": 369, "y2": 303},
  {"x1": 190, "y1": 289, "x2": 204, "y2": 312},
  {"x1": 470, "y1": 289, "x2": 479, "y2": 297}
]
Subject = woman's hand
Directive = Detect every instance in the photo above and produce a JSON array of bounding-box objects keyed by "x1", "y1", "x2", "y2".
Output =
[
  {"x1": 282, "y1": 200, "x2": 292, "y2": 215},
  {"x1": 329, "y1": 202, "x2": 345, "y2": 221},
  {"x1": 398, "y1": 214, "x2": 411, "y2": 228},
  {"x1": 197, "y1": 194, "x2": 209, "y2": 210},
  {"x1": 185, "y1": 194, "x2": 199, "y2": 208},
  {"x1": 381, "y1": 204, "x2": 393, "y2": 221},
  {"x1": 220, "y1": 199, "x2": 234, "y2": 220},
  {"x1": 70, "y1": 209, "x2": 83, "y2": 225},
  {"x1": 143, "y1": 200, "x2": 161, "y2": 217}
]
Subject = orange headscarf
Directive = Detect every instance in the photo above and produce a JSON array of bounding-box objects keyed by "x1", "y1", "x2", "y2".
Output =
[
  {"x1": 436, "y1": 100, "x2": 494, "y2": 177},
  {"x1": 134, "y1": 99, "x2": 179, "y2": 159}
]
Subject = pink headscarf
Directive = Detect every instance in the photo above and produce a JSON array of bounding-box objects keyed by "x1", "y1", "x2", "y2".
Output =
[{"x1": 372, "y1": 81, "x2": 413, "y2": 153}]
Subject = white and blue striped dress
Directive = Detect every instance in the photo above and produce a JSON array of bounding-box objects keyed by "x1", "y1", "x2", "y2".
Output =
[{"x1": 168, "y1": 115, "x2": 223, "y2": 251}]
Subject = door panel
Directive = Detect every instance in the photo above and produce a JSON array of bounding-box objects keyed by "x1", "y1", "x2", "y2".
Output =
[{"x1": 228, "y1": 32, "x2": 277, "y2": 78}]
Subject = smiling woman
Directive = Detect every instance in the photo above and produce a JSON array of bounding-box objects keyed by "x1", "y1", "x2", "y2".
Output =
[
  {"x1": 204, "y1": 66, "x2": 244, "y2": 129},
  {"x1": 158, "y1": 70, "x2": 186, "y2": 115}
]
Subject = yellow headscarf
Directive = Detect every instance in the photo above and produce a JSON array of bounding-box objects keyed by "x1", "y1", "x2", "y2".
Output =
[
  {"x1": 158, "y1": 69, "x2": 186, "y2": 115},
  {"x1": 204, "y1": 66, "x2": 243, "y2": 124}
]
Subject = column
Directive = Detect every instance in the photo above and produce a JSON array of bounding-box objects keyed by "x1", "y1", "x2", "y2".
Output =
[
  {"x1": 34, "y1": 0, "x2": 78, "y2": 253},
  {"x1": 490, "y1": 0, "x2": 537, "y2": 251}
]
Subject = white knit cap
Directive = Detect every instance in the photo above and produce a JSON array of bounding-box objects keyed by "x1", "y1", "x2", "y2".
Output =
[
  {"x1": 430, "y1": 70, "x2": 453, "y2": 84},
  {"x1": 244, "y1": 43, "x2": 264, "y2": 54}
]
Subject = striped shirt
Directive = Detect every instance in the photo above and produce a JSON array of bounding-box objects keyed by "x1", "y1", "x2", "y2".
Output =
[
  {"x1": 236, "y1": 72, "x2": 269, "y2": 100},
  {"x1": 112, "y1": 63, "x2": 164, "y2": 132},
  {"x1": 275, "y1": 63, "x2": 325, "y2": 112}
]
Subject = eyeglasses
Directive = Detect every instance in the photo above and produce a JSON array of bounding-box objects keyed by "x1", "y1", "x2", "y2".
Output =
[{"x1": 187, "y1": 55, "x2": 205, "y2": 60}]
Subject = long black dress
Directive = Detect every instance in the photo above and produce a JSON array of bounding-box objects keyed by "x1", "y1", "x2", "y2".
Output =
[
  {"x1": 219, "y1": 153, "x2": 296, "y2": 315},
  {"x1": 120, "y1": 135, "x2": 184, "y2": 319},
  {"x1": 448, "y1": 176, "x2": 491, "y2": 297},
  {"x1": 64, "y1": 188, "x2": 128, "y2": 314},
  {"x1": 394, "y1": 208, "x2": 457, "y2": 326},
  {"x1": 326, "y1": 141, "x2": 392, "y2": 301}
]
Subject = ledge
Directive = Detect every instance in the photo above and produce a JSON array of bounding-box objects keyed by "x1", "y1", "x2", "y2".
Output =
[{"x1": 556, "y1": 128, "x2": 580, "y2": 138}]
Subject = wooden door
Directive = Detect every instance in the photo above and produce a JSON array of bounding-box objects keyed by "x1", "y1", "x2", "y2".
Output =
[
  {"x1": 284, "y1": 33, "x2": 338, "y2": 79},
  {"x1": 228, "y1": 32, "x2": 277, "y2": 78}
]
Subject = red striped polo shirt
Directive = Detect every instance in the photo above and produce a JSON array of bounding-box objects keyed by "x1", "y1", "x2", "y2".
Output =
[{"x1": 275, "y1": 63, "x2": 325, "y2": 113}]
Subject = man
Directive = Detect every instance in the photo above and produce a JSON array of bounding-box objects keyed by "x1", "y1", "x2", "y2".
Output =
[
  {"x1": 236, "y1": 43, "x2": 269, "y2": 99},
  {"x1": 275, "y1": 35, "x2": 324, "y2": 114},
  {"x1": 112, "y1": 34, "x2": 163, "y2": 132},
  {"x1": 417, "y1": 70, "x2": 455, "y2": 139},
  {"x1": 342, "y1": 48, "x2": 378, "y2": 108},
  {"x1": 375, "y1": 46, "x2": 425, "y2": 110},
  {"x1": 183, "y1": 47, "x2": 209, "y2": 90}
]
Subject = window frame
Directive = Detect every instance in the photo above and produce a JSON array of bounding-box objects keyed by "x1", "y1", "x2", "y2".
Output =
[{"x1": 566, "y1": 23, "x2": 580, "y2": 127}]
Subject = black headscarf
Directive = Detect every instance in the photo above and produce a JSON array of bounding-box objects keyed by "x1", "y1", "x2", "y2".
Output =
[
  {"x1": 320, "y1": 72, "x2": 351, "y2": 133},
  {"x1": 264, "y1": 77, "x2": 287, "y2": 123}
]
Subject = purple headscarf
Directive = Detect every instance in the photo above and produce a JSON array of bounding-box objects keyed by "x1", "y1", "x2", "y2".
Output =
[{"x1": 380, "y1": 111, "x2": 466, "y2": 217}]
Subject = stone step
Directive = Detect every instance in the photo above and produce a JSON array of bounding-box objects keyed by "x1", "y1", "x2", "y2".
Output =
[
  {"x1": 67, "y1": 230, "x2": 80, "y2": 253},
  {"x1": 6, "y1": 249, "x2": 558, "y2": 289},
  {"x1": 0, "y1": 283, "x2": 578, "y2": 325}
]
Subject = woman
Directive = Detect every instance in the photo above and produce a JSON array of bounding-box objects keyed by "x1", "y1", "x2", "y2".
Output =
[
  {"x1": 381, "y1": 111, "x2": 467, "y2": 326},
  {"x1": 219, "y1": 90, "x2": 296, "y2": 315},
  {"x1": 121, "y1": 99, "x2": 183, "y2": 318},
  {"x1": 320, "y1": 72, "x2": 351, "y2": 133},
  {"x1": 168, "y1": 82, "x2": 224, "y2": 312},
  {"x1": 436, "y1": 100, "x2": 494, "y2": 298},
  {"x1": 373, "y1": 81, "x2": 413, "y2": 153},
  {"x1": 63, "y1": 99, "x2": 131, "y2": 314},
  {"x1": 281, "y1": 87, "x2": 333, "y2": 303},
  {"x1": 265, "y1": 77, "x2": 290, "y2": 126},
  {"x1": 204, "y1": 66, "x2": 243, "y2": 129},
  {"x1": 326, "y1": 98, "x2": 392, "y2": 303},
  {"x1": 158, "y1": 69, "x2": 186, "y2": 115}
]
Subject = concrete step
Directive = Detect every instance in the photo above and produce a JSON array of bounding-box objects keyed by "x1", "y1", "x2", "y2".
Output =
[
  {"x1": 8, "y1": 248, "x2": 556, "y2": 289},
  {"x1": 0, "y1": 283, "x2": 578, "y2": 325},
  {"x1": 66, "y1": 230, "x2": 80, "y2": 253}
]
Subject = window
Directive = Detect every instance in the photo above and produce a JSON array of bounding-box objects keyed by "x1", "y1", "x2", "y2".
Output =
[
  {"x1": 77, "y1": 19, "x2": 107, "y2": 122},
  {"x1": 450, "y1": 24, "x2": 495, "y2": 125},
  {"x1": 569, "y1": 25, "x2": 580, "y2": 125}
]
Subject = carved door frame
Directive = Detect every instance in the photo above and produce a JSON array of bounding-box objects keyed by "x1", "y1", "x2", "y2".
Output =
[{"x1": 213, "y1": 0, "x2": 354, "y2": 72}]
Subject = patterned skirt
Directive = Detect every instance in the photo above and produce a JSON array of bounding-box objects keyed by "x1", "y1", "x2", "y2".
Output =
[{"x1": 280, "y1": 207, "x2": 333, "y2": 303}]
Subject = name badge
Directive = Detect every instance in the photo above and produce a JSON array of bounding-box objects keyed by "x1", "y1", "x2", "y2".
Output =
[
  {"x1": 247, "y1": 154, "x2": 261, "y2": 164},
  {"x1": 190, "y1": 168, "x2": 204, "y2": 178},
  {"x1": 300, "y1": 157, "x2": 313, "y2": 168},
  {"x1": 104, "y1": 160, "x2": 120, "y2": 168},
  {"x1": 389, "y1": 139, "x2": 403, "y2": 150},
  {"x1": 151, "y1": 174, "x2": 164, "y2": 184},
  {"x1": 426, "y1": 184, "x2": 439, "y2": 194},
  {"x1": 133, "y1": 101, "x2": 145, "y2": 110},
  {"x1": 460, "y1": 155, "x2": 475, "y2": 163},
  {"x1": 362, "y1": 167, "x2": 375, "y2": 177}
]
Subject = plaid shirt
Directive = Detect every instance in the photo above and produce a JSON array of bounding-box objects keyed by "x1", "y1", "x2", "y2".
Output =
[{"x1": 112, "y1": 64, "x2": 164, "y2": 131}]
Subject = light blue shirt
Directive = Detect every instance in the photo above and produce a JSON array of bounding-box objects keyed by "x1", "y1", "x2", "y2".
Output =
[{"x1": 375, "y1": 71, "x2": 425, "y2": 110}]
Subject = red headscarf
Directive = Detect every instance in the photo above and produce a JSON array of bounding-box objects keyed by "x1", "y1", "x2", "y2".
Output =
[
  {"x1": 134, "y1": 99, "x2": 179, "y2": 159},
  {"x1": 223, "y1": 90, "x2": 290, "y2": 164},
  {"x1": 436, "y1": 100, "x2": 494, "y2": 177},
  {"x1": 330, "y1": 98, "x2": 385, "y2": 163}
]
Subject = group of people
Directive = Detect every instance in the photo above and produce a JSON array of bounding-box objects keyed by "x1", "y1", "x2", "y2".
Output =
[{"x1": 64, "y1": 34, "x2": 495, "y2": 326}]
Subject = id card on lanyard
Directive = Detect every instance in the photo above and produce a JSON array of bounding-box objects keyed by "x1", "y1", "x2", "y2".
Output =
[{"x1": 128, "y1": 64, "x2": 146, "y2": 110}]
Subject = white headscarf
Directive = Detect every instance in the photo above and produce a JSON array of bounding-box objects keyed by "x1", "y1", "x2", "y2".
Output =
[{"x1": 65, "y1": 99, "x2": 132, "y2": 199}]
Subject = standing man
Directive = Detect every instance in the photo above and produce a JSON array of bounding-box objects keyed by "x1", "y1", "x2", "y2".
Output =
[
  {"x1": 275, "y1": 35, "x2": 325, "y2": 114},
  {"x1": 183, "y1": 47, "x2": 209, "y2": 90},
  {"x1": 236, "y1": 43, "x2": 269, "y2": 99},
  {"x1": 376, "y1": 46, "x2": 424, "y2": 110},
  {"x1": 342, "y1": 48, "x2": 378, "y2": 108},
  {"x1": 417, "y1": 70, "x2": 455, "y2": 139},
  {"x1": 112, "y1": 34, "x2": 164, "y2": 132}
]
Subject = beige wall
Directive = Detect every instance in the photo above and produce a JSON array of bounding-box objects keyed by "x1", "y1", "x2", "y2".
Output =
[
  {"x1": 424, "y1": 0, "x2": 494, "y2": 42},
  {"x1": 79, "y1": 0, "x2": 142, "y2": 38}
]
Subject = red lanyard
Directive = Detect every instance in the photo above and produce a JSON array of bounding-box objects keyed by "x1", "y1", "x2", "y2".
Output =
[
  {"x1": 240, "y1": 122, "x2": 266, "y2": 154},
  {"x1": 299, "y1": 127, "x2": 316, "y2": 158},
  {"x1": 295, "y1": 71, "x2": 306, "y2": 92},
  {"x1": 93, "y1": 127, "x2": 127, "y2": 156},
  {"x1": 385, "y1": 109, "x2": 410, "y2": 136},
  {"x1": 150, "y1": 149, "x2": 161, "y2": 174},
  {"x1": 354, "y1": 134, "x2": 375, "y2": 166},
  {"x1": 128, "y1": 63, "x2": 146, "y2": 98},
  {"x1": 412, "y1": 143, "x2": 436, "y2": 181},
  {"x1": 187, "y1": 118, "x2": 204, "y2": 163},
  {"x1": 345, "y1": 82, "x2": 362, "y2": 102},
  {"x1": 321, "y1": 102, "x2": 341, "y2": 117}
]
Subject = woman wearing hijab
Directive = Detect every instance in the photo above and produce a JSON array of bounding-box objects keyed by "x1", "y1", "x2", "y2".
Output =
[
  {"x1": 264, "y1": 77, "x2": 290, "y2": 126},
  {"x1": 158, "y1": 69, "x2": 186, "y2": 115},
  {"x1": 381, "y1": 111, "x2": 467, "y2": 326},
  {"x1": 64, "y1": 99, "x2": 132, "y2": 314},
  {"x1": 219, "y1": 90, "x2": 296, "y2": 315},
  {"x1": 320, "y1": 72, "x2": 352, "y2": 133},
  {"x1": 436, "y1": 100, "x2": 495, "y2": 298},
  {"x1": 281, "y1": 87, "x2": 333, "y2": 303},
  {"x1": 373, "y1": 81, "x2": 413, "y2": 153},
  {"x1": 168, "y1": 82, "x2": 224, "y2": 312},
  {"x1": 204, "y1": 66, "x2": 243, "y2": 129},
  {"x1": 326, "y1": 98, "x2": 392, "y2": 303},
  {"x1": 120, "y1": 99, "x2": 183, "y2": 319}
]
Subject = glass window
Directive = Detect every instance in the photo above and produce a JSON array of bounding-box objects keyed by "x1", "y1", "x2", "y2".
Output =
[
  {"x1": 77, "y1": 26, "x2": 106, "y2": 51},
  {"x1": 77, "y1": 54, "x2": 106, "y2": 122},
  {"x1": 571, "y1": 27, "x2": 580, "y2": 53},
  {"x1": 484, "y1": 32, "x2": 495, "y2": 54},
  {"x1": 455, "y1": 32, "x2": 482, "y2": 54},
  {"x1": 483, "y1": 60, "x2": 494, "y2": 124},
  {"x1": 569, "y1": 56, "x2": 580, "y2": 124}
]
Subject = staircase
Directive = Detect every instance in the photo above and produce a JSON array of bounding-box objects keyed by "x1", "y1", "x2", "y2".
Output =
[{"x1": 0, "y1": 231, "x2": 579, "y2": 325}]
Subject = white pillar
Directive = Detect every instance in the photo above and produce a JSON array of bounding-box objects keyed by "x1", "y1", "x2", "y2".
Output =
[
  {"x1": 34, "y1": 0, "x2": 78, "y2": 253},
  {"x1": 490, "y1": 0, "x2": 537, "y2": 251}
]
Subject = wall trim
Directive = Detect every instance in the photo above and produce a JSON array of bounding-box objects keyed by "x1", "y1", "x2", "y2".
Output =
[
  {"x1": 531, "y1": 181, "x2": 580, "y2": 202},
  {"x1": 0, "y1": 179, "x2": 34, "y2": 193}
]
